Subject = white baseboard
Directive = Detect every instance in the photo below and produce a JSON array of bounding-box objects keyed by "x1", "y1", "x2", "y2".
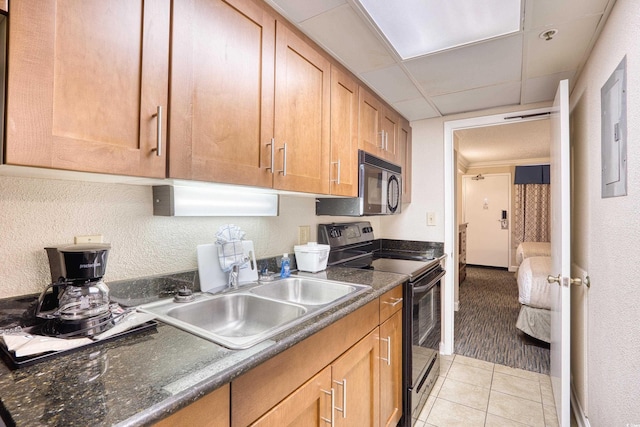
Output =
[
  {"x1": 508, "y1": 265, "x2": 518, "y2": 272},
  {"x1": 571, "y1": 381, "x2": 591, "y2": 427},
  {"x1": 454, "y1": 300, "x2": 459, "y2": 311}
]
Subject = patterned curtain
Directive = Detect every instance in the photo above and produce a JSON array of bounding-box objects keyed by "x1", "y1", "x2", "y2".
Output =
[{"x1": 514, "y1": 184, "x2": 551, "y2": 245}]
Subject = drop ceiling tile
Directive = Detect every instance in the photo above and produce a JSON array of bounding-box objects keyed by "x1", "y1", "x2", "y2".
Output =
[
  {"x1": 265, "y1": 0, "x2": 346, "y2": 23},
  {"x1": 392, "y1": 97, "x2": 440, "y2": 121},
  {"x1": 431, "y1": 81, "x2": 521, "y2": 115},
  {"x1": 525, "y1": 15, "x2": 600, "y2": 77},
  {"x1": 523, "y1": 71, "x2": 575, "y2": 104},
  {"x1": 525, "y1": 0, "x2": 610, "y2": 30},
  {"x1": 300, "y1": 4, "x2": 395, "y2": 74},
  {"x1": 404, "y1": 35, "x2": 523, "y2": 96},
  {"x1": 360, "y1": 65, "x2": 422, "y2": 103}
]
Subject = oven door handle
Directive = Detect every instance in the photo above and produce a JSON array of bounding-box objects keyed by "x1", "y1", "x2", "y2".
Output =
[{"x1": 411, "y1": 270, "x2": 445, "y2": 293}]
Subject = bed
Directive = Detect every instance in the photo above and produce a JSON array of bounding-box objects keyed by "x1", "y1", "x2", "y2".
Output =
[
  {"x1": 515, "y1": 255, "x2": 553, "y2": 343},
  {"x1": 515, "y1": 241, "x2": 551, "y2": 266}
]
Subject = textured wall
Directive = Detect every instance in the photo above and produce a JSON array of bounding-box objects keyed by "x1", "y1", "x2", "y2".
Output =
[
  {"x1": 0, "y1": 175, "x2": 375, "y2": 298},
  {"x1": 569, "y1": 0, "x2": 640, "y2": 423}
]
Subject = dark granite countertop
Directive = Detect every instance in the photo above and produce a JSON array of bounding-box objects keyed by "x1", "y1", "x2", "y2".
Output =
[{"x1": 0, "y1": 267, "x2": 407, "y2": 427}]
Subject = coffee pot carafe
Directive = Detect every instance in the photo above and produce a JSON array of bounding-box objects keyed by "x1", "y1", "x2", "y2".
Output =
[{"x1": 36, "y1": 244, "x2": 113, "y2": 337}]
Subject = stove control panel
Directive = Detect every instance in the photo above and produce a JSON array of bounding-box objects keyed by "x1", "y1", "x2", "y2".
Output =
[{"x1": 318, "y1": 221, "x2": 374, "y2": 248}]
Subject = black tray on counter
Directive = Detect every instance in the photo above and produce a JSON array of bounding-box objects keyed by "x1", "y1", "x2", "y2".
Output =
[{"x1": 0, "y1": 320, "x2": 157, "y2": 370}]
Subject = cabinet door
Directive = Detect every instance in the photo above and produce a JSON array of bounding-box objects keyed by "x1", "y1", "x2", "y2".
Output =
[
  {"x1": 381, "y1": 107, "x2": 399, "y2": 162},
  {"x1": 170, "y1": 0, "x2": 275, "y2": 188},
  {"x1": 399, "y1": 118, "x2": 412, "y2": 203},
  {"x1": 330, "y1": 67, "x2": 359, "y2": 197},
  {"x1": 332, "y1": 329, "x2": 380, "y2": 427},
  {"x1": 380, "y1": 310, "x2": 403, "y2": 427},
  {"x1": 274, "y1": 23, "x2": 331, "y2": 194},
  {"x1": 358, "y1": 88, "x2": 384, "y2": 157},
  {"x1": 252, "y1": 367, "x2": 333, "y2": 427},
  {"x1": 6, "y1": 0, "x2": 169, "y2": 177},
  {"x1": 154, "y1": 384, "x2": 230, "y2": 427}
]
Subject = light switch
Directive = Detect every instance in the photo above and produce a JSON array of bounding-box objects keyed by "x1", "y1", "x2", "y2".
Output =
[{"x1": 427, "y1": 212, "x2": 436, "y2": 226}]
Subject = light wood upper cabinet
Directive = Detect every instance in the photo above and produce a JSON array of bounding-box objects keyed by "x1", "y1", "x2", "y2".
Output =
[
  {"x1": 6, "y1": 0, "x2": 169, "y2": 178},
  {"x1": 251, "y1": 367, "x2": 333, "y2": 427},
  {"x1": 358, "y1": 88, "x2": 384, "y2": 158},
  {"x1": 169, "y1": 0, "x2": 275, "y2": 188},
  {"x1": 399, "y1": 117, "x2": 412, "y2": 203},
  {"x1": 273, "y1": 23, "x2": 331, "y2": 194},
  {"x1": 381, "y1": 107, "x2": 399, "y2": 162},
  {"x1": 358, "y1": 87, "x2": 398, "y2": 163},
  {"x1": 330, "y1": 67, "x2": 359, "y2": 197}
]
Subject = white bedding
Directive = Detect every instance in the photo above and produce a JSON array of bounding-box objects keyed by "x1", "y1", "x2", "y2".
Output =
[
  {"x1": 517, "y1": 256, "x2": 553, "y2": 309},
  {"x1": 516, "y1": 242, "x2": 551, "y2": 266}
]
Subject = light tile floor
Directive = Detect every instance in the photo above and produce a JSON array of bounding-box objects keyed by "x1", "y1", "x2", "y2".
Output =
[{"x1": 416, "y1": 354, "x2": 559, "y2": 427}]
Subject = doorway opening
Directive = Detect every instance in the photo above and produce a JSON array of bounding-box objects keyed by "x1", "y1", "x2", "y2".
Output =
[{"x1": 441, "y1": 107, "x2": 552, "y2": 356}]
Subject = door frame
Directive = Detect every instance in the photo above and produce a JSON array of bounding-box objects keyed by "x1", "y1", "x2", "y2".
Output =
[
  {"x1": 461, "y1": 172, "x2": 512, "y2": 268},
  {"x1": 442, "y1": 106, "x2": 551, "y2": 355}
]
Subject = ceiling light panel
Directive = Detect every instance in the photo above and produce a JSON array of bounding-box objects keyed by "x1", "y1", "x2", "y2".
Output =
[{"x1": 357, "y1": 0, "x2": 522, "y2": 59}]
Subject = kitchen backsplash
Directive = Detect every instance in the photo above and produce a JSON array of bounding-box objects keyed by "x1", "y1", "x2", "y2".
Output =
[{"x1": 0, "y1": 175, "x2": 377, "y2": 299}]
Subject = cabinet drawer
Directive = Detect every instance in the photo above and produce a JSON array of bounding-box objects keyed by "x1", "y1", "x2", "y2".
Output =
[{"x1": 379, "y1": 285, "x2": 403, "y2": 322}]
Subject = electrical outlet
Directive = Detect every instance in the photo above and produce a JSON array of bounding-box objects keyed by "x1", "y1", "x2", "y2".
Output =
[
  {"x1": 298, "y1": 226, "x2": 310, "y2": 245},
  {"x1": 427, "y1": 212, "x2": 436, "y2": 226},
  {"x1": 74, "y1": 234, "x2": 104, "y2": 244}
]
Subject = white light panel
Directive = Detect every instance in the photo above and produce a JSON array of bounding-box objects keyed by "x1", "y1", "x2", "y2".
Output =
[{"x1": 358, "y1": 0, "x2": 522, "y2": 59}]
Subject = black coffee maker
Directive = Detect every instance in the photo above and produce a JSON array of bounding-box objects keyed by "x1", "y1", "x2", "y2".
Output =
[{"x1": 35, "y1": 244, "x2": 113, "y2": 337}]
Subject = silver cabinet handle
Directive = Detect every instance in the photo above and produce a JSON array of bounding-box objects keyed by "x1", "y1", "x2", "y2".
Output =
[
  {"x1": 379, "y1": 131, "x2": 385, "y2": 149},
  {"x1": 320, "y1": 388, "x2": 335, "y2": 427},
  {"x1": 266, "y1": 138, "x2": 275, "y2": 173},
  {"x1": 331, "y1": 159, "x2": 341, "y2": 184},
  {"x1": 383, "y1": 297, "x2": 403, "y2": 307},
  {"x1": 152, "y1": 106, "x2": 163, "y2": 157},
  {"x1": 380, "y1": 336, "x2": 391, "y2": 366},
  {"x1": 385, "y1": 130, "x2": 389, "y2": 151},
  {"x1": 278, "y1": 143, "x2": 287, "y2": 176},
  {"x1": 333, "y1": 378, "x2": 347, "y2": 418}
]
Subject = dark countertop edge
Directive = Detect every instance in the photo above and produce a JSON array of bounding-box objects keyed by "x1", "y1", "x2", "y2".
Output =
[{"x1": 117, "y1": 269, "x2": 409, "y2": 427}]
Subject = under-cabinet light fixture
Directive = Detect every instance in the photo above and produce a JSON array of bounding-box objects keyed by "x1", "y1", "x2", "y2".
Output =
[{"x1": 152, "y1": 185, "x2": 279, "y2": 217}]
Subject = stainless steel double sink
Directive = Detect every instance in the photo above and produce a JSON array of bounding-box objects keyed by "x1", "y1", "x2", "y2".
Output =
[{"x1": 137, "y1": 276, "x2": 371, "y2": 349}]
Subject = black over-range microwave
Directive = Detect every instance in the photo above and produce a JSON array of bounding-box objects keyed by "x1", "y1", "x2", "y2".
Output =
[{"x1": 316, "y1": 150, "x2": 402, "y2": 216}]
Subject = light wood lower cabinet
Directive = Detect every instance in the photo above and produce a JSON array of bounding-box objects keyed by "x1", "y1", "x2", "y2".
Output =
[
  {"x1": 332, "y1": 329, "x2": 380, "y2": 426},
  {"x1": 154, "y1": 384, "x2": 230, "y2": 427},
  {"x1": 379, "y1": 286, "x2": 403, "y2": 427},
  {"x1": 252, "y1": 367, "x2": 333, "y2": 427},
  {"x1": 380, "y1": 310, "x2": 403, "y2": 427}
]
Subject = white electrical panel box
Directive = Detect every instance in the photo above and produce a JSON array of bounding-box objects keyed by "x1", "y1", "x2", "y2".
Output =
[{"x1": 601, "y1": 56, "x2": 627, "y2": 198}]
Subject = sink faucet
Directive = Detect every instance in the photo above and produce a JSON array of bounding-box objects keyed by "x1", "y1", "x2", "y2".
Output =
[
  {"x1": 227, "y1": 256, "x2": 250, "y2": 290},
  {"x1": 228, "y1": 264, "x2": 240, "y2": 290}
]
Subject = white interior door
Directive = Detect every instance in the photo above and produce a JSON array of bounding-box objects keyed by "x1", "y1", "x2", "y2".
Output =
[
  {"x1": 550, "y1": 79, "x2": 571, "y2": 426},
  {"x1": 463, "y1": 174, "x2": 510, "y2": 268}
]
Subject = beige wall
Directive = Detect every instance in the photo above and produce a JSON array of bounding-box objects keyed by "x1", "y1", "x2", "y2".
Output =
[
  {"x1": 0, "y1": 175, "x2": 375, "y2": 298},
  {"x1": 568, "y1": 0, "x2": 640, "y2": 423}
]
